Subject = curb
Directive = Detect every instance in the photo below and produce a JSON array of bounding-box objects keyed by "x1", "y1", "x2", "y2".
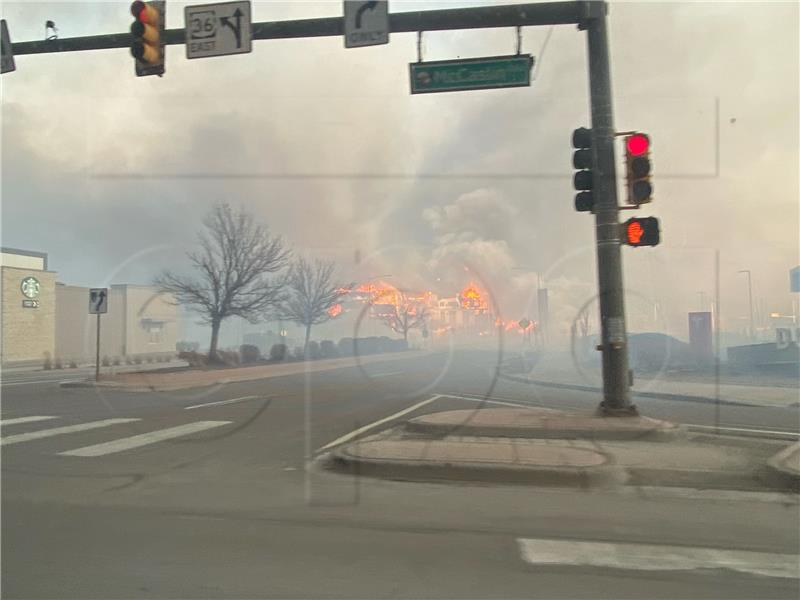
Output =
[
  {"x1": 496, "y1": 371, "x2": 782, "y2": 408},
  {"x1": 404, "y1": 412, "x2": 683, "y2": 442},
  {"x1": 326, "y1": 442, "x2": 626, "y2": 489},
  {"x1": 767, "y1": 442, "x2": 800, "y2": 483}
]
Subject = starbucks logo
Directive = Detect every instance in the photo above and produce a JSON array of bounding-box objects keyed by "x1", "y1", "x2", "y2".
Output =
[{"x1": 21, "y1": 276, "x2": 40, "y2": 299}]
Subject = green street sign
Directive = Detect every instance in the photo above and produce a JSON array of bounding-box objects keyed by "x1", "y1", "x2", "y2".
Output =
[{"x1": 409, "y1": 54, "x2": 534, "y2": 94}]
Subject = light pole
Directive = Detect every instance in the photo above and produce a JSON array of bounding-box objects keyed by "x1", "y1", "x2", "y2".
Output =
[{"x1": 738, "y1": 270, "x2": 754, "y2": 341}]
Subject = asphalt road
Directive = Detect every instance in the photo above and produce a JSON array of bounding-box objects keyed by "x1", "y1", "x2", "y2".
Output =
[{"x1": 2, "y1": 350, "x2": 799, "y2": 598}]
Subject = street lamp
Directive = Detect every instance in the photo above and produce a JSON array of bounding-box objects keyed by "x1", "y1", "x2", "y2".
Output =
[{"x1": 737, "y1": 270, "x2": 754, "y2": 341}]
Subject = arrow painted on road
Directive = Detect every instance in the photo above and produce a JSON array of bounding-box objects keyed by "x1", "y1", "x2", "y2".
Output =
[{"x1": 220, "y1": 8, "x2": 244, "y2": 48}]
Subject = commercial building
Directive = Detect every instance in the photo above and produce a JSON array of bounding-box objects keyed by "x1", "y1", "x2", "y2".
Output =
[
  {"x1": 55, "y1": 284, "x2": 177, "y2": 363},
  {"x1": 1, "y1": 247, "x2": 177, "y2": 366},
  {"x1": 1, "y1": 248, "x2": 56, "y2": 363}
]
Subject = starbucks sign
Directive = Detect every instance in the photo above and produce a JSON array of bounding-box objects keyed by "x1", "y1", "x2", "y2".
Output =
[{"x1": 20, "y1": 276, "x2": 40, "y2": 299}]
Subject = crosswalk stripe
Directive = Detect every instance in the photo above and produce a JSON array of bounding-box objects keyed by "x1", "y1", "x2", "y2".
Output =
[
  {"x1": 0, "y1": 416, "x2": 58, "y2": 426},
  {"x1": 59, "y1": 421, "x2": 232, "y2": 457},
  {"x1": 517, "y1": 538, "x2": 799, "y2": 579},
  {"x1": 1, "y1": 418, "x2": 140, "y2": 446}
]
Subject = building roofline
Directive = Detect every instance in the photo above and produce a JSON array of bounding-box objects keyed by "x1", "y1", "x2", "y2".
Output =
[{"x1": 1, "y1": 247, "x2": 48, "y2": 270}]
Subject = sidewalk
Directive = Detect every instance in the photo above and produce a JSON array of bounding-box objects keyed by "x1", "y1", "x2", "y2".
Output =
[
  {"x1": 62, "y1": 351, "x2": 428, "y2": 391},
  {"x1": 325, "y1": 406, "x2": 799, "y2": 493},
  {"x1": 501, "y1": 365, "x2": 799, "y2": 408}
]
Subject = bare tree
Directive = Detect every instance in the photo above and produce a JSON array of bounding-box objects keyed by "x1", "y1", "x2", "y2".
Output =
[
  {"x1": 278, "y1": 257, "x2": 345, "y2": 354},
  {"x1": 383, "y1": 300, "x2": 428, "y2": 344},
  {"x1": 155, "y1": 203, "x2": 289, "y2": 361}
]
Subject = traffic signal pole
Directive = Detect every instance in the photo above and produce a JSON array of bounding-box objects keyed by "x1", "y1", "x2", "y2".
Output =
[
  {"x1": 7, "y1": 1, "x2": 636, "y2": 414},
  {"x1": 584, "y1": 4, "x2": 635, "y2": 414}
]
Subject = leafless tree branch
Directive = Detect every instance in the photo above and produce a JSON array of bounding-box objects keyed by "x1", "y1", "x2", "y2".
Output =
[{"x1": 154, "y1": 202, "x2": 290, "y2": 360}]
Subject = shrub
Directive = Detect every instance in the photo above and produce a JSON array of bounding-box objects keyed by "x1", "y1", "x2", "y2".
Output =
[
  {"x1": 69, "y1": 360, "x2": 78, "y2": 369},
  {"x1": 112, "y1": 356, "x2": 121, "y2": 366},
  {"x1": 307, "y1": 341, "x2": 321, "y2": 360},
  {"x1": 216, "y1": 350, "x2": 240, "y2": 366},
  {"x1": 133, "y1": 357, "x2": 142, "y2": 365},
  {"x1": 320, "y1": 340, "x2": 338, "y2": 359},
  {"x1": 338, "y1": 337, "x2": 355, "y2": 357},
  {"x1": 292, "y1": 346, "x2": 305, "y2": 361},
  {"x1": 102, "y1": 356, "x2": 111, "y2": 367},
  {"x1": 43, "y1": 354, "x2": 52, "y2": 370},
  {"x1": 178, "y1": 351, "x2": 208, "y2": 368},
  {"x1": 54, "y1": 358, "x2": 63, "y2": 369},
  {"x1": 269, "y1": 343, "x2": 288, "y2": 361},
  {"x1": 239, "y1": 344, "x2": 261, "y2": 364}
]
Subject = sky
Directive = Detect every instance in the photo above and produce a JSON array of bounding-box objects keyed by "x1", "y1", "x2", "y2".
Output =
[{"x1": 1, "y1": 1, "x2": 798, "y2": 347}]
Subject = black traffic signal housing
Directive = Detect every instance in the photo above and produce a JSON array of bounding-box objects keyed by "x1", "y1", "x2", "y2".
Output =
[
  {"x1": 130, "y1": 1, "x2": 165, "y2": 77},
  {"x1": 572, "y1": 127, "x2": 594, "y2": 212},
  {"x1": 622, "y1": 216, "x2": 660, "y2": 247},
  {"x1": 624, "y1": 133, "x2": 652, "y2": 205}
]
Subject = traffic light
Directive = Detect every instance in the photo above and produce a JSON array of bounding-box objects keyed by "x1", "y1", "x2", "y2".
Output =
[
  {"x1": 130, "y1": 1, "x2": 165, "y2": 77},
  {"x1": 622, "y1": 216, "x2": 660, "y2": 247},
  {"x1": 572, "y1": 127, "x2": 594, "y2": 212},
  {"x1": 624, "y1": 132, "x2": 652, "y2": 205}
]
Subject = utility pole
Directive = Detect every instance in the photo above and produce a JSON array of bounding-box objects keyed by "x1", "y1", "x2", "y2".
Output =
[
  {"x1": 585, "y1": 3, "x2": 635, "y2": 415},
  {"x1": 738, "y1": 269, "x2": 754, "y2": 341}
]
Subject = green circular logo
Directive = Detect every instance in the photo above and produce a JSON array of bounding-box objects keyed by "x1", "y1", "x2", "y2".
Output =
[{"x1": 21, "y1": 276, "x2": 40, "y2": 299}]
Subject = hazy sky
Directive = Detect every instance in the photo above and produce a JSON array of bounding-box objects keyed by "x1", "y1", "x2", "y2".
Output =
[{"x1": 2, "y1": 1, "x2": 798, "y2": 345}]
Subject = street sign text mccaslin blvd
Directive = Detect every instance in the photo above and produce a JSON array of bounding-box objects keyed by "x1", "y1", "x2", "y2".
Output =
[{"x1": 410, "y1": 54, "x2": 534, "y2": 94}]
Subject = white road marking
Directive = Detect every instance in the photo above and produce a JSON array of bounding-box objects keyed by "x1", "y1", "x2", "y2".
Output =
[
  {"x1": 517, "y1": 538, "x2": 799, "y2": 579},
  {"x1": 0, "y1": 416, "x2": 58, "y2": 426},
  {"x1": 184, "y1": 396, "x2": 266, "y2": 410},
  {"x1": 0, "y1": 418, "x2": 140, "y2": 446},
  {"x1": 316, "y1": 394, "x2": 443, "y2": 453},
  {"x1": 688, "y1": 424, "x2": 799, "y2": 438},
  {"x1": 370, "y1": 371, "x2": 404, "y2": 378},
  {"x1": 441, "y1": 393, "x2": 559, "y2": 411},
  {"x1": 59, "y1": 421, "x2": 232, "y2": 457}
]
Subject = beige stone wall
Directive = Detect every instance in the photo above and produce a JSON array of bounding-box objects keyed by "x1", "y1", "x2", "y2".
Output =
[
  {"x1": 1, "y1": 267, "x2": 56, "y2": 363},
  {"x1": 54, "y1": 285, "x2": 126, "y2": 362},
  {"x1": 117, "y1": 285, "x2": 177, "y2": 356},
  {"x1": 54, "y1": 284, "x2": 176, "y2": 361}
]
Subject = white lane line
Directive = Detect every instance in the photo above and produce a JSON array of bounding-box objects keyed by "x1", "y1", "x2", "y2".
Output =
[
  {"x1": 370, "y1": 371, "x2": 404, "y2": 378},
  {"x1": 185, "y1": 396, "x2": 266, "y2": 410},
  {"x1": 59, "y1": 421, "x2": 232, "y2": 457},
  {"x1": 688, "y1": 424, "x2": 799, "y2": 438},
  {"x1": 0, "y1": 416, "x2": 58, "y2": 426},
  {"x1": 316, "y1": 394, "x2": 443, "y2": 453},
  {"x1": 0, "y1": 418, "x2": 140, "y2": 446},
  {"x1": 517, "y1": 538, "x2": 799, "y2": 579},
  {"x1": 441, "y1": 393, "x2": 560, "y2": 411}
]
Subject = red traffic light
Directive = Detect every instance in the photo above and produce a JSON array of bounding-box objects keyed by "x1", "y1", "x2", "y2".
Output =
[
  {"x1": 622, "y1": 217, "x2": 660, "y2": 247},
  {"x1": 626, "y1": 133, "x2": 650, "y2": 156},
  {"x1": 626, "y1": 220, "x2": 644, "y2": 245}
]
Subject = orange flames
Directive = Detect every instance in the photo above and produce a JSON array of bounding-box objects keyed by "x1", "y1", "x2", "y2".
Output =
[
  {"x1": 327, "y1": 303, "x2": 343, "y2": 318},
  {"x1": 458, "y1": 283, "x2": 489, "y2": 312}
]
